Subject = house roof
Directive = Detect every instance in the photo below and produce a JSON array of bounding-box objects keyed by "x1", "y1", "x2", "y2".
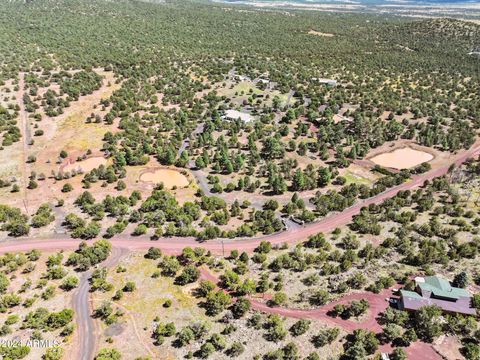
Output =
[
  {"x1": 418, "y1": 276, "x2": 470, "y2": 300},
  {"x1": 400, "y1": 276, "x2": 476, "y2": 316},
  {"x1": 222, "y1": 109, "x2": 253, "y2": 123},
  {"x1": 400, "y1": 290, "x2": 422, "y2": 299},
  {"x1": 400, "y1": 290, "x2": 476, "y2": 316}
]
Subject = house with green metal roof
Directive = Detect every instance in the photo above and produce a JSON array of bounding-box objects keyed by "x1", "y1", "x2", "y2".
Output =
[{"x1": 398, "y1": 276, "x2": 476, "y2": 316}]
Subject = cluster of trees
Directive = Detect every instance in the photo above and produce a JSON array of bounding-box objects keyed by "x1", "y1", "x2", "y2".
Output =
[
  {"x1": 59, "y1": 70, "x2": 102, "y2": 101},
  {"x1": 0, "y1": 204, "x2": 29, "y2": 237},
  {"x1": 0, "y1": 345, "x2": 30, "y2": 360},
  {"x1": 20, "y1": 70, "x2": 103, "y2": 145},
  {"x1": 23, "y1": 308, "x2": 74, "y2": 331},
  {"x1": 68, "y1": 186, "x2": 285, "y2": 240},
  {"x1": 31, "y1": 204, "x2": 55, "y2": 228},
  {"x1": 263, "y1": 342, "x2": 301, "y2": 360},
  {"x1": 0, "y1": 103, "x2": 20, "y2": 148},
  {"x1": 63, "y1": 213, "x2": 100, "y2": 239},
  {"x1": 93, "y1": 300, "x2": 123, "y2": 325},
  {"x1": 342, "y1": 329, "x2": 379, "y2": 360},
  {"x1": 0, "y1": 246, "x2": 80, "y2": 349},
  {"x1": 330, "y1": 299, "x2": 369, "y2": 320},
  {"x1": 311, "y1": 327, "x2": 340, "y2": 348},
  {"x1": 66, "y1": 240, "x2": 111, "y2": 271},
  {"x1": 95, "y1": 348, "x2": 121, "y2": 360},
  {"x1": 379, "y1": 305, "x2": 480, "y2": 360}
]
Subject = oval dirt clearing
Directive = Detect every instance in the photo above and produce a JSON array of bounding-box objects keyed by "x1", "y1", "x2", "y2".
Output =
[
  {"x1": 63, "y1": 156, "x2": 107, "y2": 173},
  {"x1": 140, "y1": 168, "x2": 189, "y2": 189},
  {"x1": 370, "y1": 147, "x2": 434, "y2": 170}
]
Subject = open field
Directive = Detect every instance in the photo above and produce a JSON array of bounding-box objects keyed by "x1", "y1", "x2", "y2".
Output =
[{"x1": 63, "y1": 157, "x2": 107, "y2": 174}]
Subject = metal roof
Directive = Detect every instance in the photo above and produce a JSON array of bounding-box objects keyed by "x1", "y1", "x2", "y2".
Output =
[
  {"x1": 419, "y1": 276, "x2": 470, "y2": 300},
  {"x1": 222, "y1": 109, "x2": 253, "y2": 123},
  {"x1": 400, "y1": 276, "x2": 476, "y2": 316}
]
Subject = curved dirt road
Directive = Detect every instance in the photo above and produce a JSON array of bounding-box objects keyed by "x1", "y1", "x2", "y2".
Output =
[
  {"x1": 199, "y1": 265, "x2": 442, "y2": 360},
  {"x1": 1, "y1": 141, "x2": 478, "y2": 360},
  {"x1": 199, "y1": 266, "x2": 390, "y2": 332}
]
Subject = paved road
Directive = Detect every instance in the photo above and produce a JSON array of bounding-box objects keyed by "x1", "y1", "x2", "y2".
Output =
[
  {"x1": 50, "y1": 202, "x2": 68, "y2": 235},
  {"x1": 178, "y1": 123, "x2": 204, "y2": 157},
  {"x1": 183, "y1": 122, "x2": 216, "y2": 196},
  {"x1": 303, "y1": 96, "x2": 311, "y2": 107},
  {"x1": 189, "y1": 167, "x2": 214, "y2": 197},
  {"x1": 72, "y1": 273, "x2": 94, "y2": 360},
  {"x1": 72, "y1": 247, "x2": 129, "y2": 360}
]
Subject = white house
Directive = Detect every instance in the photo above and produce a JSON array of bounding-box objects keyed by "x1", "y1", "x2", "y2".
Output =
[
  {"x1": 311, "y1": 78, "x2": 337, "y2": 86},
  {"x1": 234, "y1": 75, "x2": 250, "y2": 81},
  {"x1": 222, "y1": 109, "x2": 253, "y2": 123}
]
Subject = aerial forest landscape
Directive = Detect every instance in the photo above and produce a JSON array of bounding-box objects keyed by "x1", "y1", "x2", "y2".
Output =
[{"x1": 0, "y1": 0, "x2": 479, "y2": 359}]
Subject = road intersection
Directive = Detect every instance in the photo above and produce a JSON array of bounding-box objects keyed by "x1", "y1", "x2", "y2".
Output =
[{"x1": 0, "y1": 140, "x2": 479, "y2": 360}]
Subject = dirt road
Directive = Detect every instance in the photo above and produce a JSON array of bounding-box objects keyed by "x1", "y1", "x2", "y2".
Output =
[
  {"x1": 1, "y1": 139, "x2": 478, "y2": 360},
  {"x1": 16, "y1": 72, "x2": 31, "y2": 214},
  {"x1": 200, "y1": 266, "x2": 391, "y2": 331},
  {"x1": 199, "y1": 267, "x2": 442, "y2": 360},
  {"x1": 2, "y1": 139, "x2": 480, "y2": 258},
  {"x1": 72, "y1": 247, "x2": 129, "y2": 360}
]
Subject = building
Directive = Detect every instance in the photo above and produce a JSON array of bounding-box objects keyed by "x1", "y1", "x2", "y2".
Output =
[
  {"x1": 221, "y1": 109, "x2": 253, "y2": 123},
  {"x1": 399, "y1": 276, "x2": 476, "y2": 316},
  {"x1": 234, "y1": 75, "x2": 250, "y2": 81},
  {"x1": 311, "y1": 78, "x2": 337, "y2": 86}
]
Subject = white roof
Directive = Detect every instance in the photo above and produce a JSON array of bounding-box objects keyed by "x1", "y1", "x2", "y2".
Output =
[
  {"x1": 222, "y1": 109, "x2": 253, "y2": 122},
  {"x1": 311, "y1": 77, "x2": 336, "y2": 84},
  {"x1": 415, "y1": 276, "x2": 425, "y2": 283}
]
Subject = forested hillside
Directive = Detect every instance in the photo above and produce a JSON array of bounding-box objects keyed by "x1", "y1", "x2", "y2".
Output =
[{"x1": 0, "y1": 1, "x2": 479, "y2": 359}]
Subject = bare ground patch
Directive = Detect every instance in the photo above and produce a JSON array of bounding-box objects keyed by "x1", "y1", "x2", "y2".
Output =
[{"x1": 308, "y1": 30, "x2": 335, "y2": 37}]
